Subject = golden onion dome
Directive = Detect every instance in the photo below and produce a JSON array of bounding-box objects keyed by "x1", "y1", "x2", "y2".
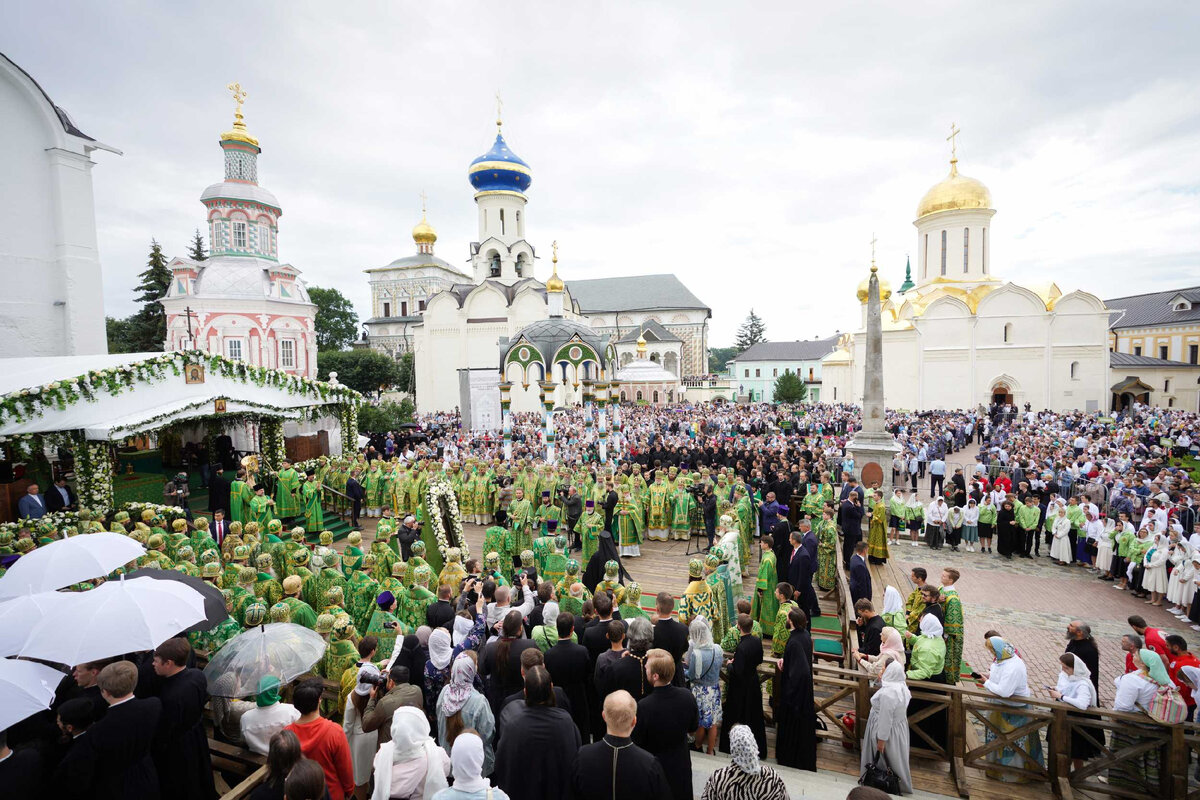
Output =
[
  {"x1": 856, "y1": 272, "x2": 893, "y2": 304},
  {"x1": 412, "y1": 215, "x2": 437, "y2": 245},
  {"x1": 636, "y1": 334, "x2": 648, "y2": 354},
  {"x1": 916, "y1": 159, "x2": 992, "y2": 219},
  {"x1": 545, "y1": 242, "x2": 564, "y2": 292},
  {"x1": 220, "y1": 83, "x2": 259, "y2": 148}
]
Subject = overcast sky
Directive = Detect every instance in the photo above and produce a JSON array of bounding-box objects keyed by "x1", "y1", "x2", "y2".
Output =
[{"x1": 7, "y1": 1, "x2": 1200, "y2": 345}]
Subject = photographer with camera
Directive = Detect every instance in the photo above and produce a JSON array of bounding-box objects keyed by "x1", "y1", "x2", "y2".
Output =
[
  {"x1": 360, "y1": 664, "x2": 423, "y2": 749},
  {"x1": 163, "y1": 471, "x2": 191, "y2": 510},
  {"x1": 563, "y1": 485, "x2": 583, "y2": 551}
]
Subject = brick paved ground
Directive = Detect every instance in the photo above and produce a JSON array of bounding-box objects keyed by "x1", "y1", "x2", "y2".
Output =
[{"x1": 885, "y1": 544, "x2": 1196, "y2": 706}]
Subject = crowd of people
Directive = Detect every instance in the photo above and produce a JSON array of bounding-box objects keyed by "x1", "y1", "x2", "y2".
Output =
[{"x1": 2, "y1": 398, "x2": 1199, "y2": 799}]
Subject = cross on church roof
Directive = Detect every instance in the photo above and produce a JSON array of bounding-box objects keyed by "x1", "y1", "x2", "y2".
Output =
[{"x1": 947, "y1": 122, "x2": 961, "y2": 161}]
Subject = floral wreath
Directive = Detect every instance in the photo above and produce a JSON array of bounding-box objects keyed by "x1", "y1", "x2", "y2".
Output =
[{"x1": 424, "y1": 473, "x2": 467, "y2": 562}]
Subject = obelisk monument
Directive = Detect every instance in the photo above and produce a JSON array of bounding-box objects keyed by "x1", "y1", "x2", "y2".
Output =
[{"x1": 846, "y1": 249, "x2": 899, "y2": 497}]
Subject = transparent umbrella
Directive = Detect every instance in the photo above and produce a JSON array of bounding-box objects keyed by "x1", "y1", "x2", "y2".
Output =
[
  {"x1": 0, "y1": 533, "x2": 144, "y2": 599},
  {"x1": 19, "y1": 575, "x2": 207, "y2": 665},
  {"x1": 0, "y1": 658, "x2": 66, "y2": 730},
  {"x1": 202, "y1": 623, "x2": 327, "y2": 698},
  {"x1": 0, "y1": 590, "x2": 74, "y2": 657}
]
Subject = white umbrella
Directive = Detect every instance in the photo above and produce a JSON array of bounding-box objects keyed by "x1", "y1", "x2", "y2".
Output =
[
  {"x1": 0, "y1": 658, "x2": 66, "y2": 730},
  {"x1": 0, "y1": 533, "x2": 145, "y2": 599},
  {"x1": 0, "y1": 590, "x2": 74, "y2": 657},
  {"x1": 19, "y1": 575, "x2": 207, "y2": 665}
]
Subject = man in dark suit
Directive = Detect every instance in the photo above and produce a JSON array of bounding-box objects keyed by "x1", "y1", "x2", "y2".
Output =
[
  {"x1": 207, "y1": 464, "x2": 231, "y2": 515},
  {"x1": 651, "y1": 592, "x2": 690, "y2": 688},
  {"x1": 849, "y1": 541, "x2": 872, "y2": 606},
  {"x1": 45, "y1": 477, "x2": 78, "y2": 512},
  {"x1": 769, "y1": 510, "x2": 792, "y2": 582},
  {"x1": 17, "y1": 483, "x2": 47, "y2": 520},
  {"x1": 75, "y1": 660, "x2": 161, "y2": 800},
  {"x1": 150, "y1": 638, "x2": 214, "y2": 800},
  {"x1": 210, "y1": 510, "x2": 231, "y2": 549},
  {"x1": 396, "y1": 515, "x2": 421, "y2": 561},
  {"x1": 854, "y1": 598, "x2": 884, "y2": 657},
  {"x1": 786, "y1": 531, "x2": 820, "y2": 621},
  {"x1": 425, "y1": 585, "x2": 456, "y2": 630},
  {"x1": 51, "y1": 697, "x2": 97, "y2": 796},
  {"x1": 840, "y1": 492, "x2": 865, "y2": 569},
  {"x1": 563, "y1": 486, "x2": 584, "y2": 551},
  {"x1": 346, "y1": 468, "x2": 365, "y2": 529},
  {"x1": 543, "y1": 612, "x2": 592, "y2": 742},
  {"x1": 798, "y1": 519, "x2": 817, "y2": 564}
]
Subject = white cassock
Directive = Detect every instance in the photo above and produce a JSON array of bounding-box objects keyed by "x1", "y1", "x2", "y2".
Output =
[
  {"x1": 719, "y1": 528, "x2": 743, "y2": 583},
  {"x1": 1142, "y1": 537, "x2": 1170, "y2": 594}
]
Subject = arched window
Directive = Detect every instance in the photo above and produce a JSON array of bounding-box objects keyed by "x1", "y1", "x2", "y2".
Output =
[
  {"x1": 940, "y1": 230, "x2": 947, "y2": 276},
  {"x1": 489, "y1": 252, "x2": 501, "y2": 277},
  {"x1": 620, "y1": 391, "x2": 627, "y2": 401},
  {"x1": 1070, "y1": 361, "x2": 1079, "y2": 380},
  {"x1": 653, "y1": 391, "x2": 659, "y2": 403},
  {"x1": 499, "y1": 208, "x2": 506, "y2": 235},
  {"x1": 963, "y1": 228, "x2": 969, "y2": 272},
  {"x1": 515, "y1": 210, "x2": 522, "y2": 236},
  {"x1": 636, "y1": 390, "x2": 643, "y2": 401},
  {"x1": 1003, "y1": 323, "x2": 1013, "y2": 343}
]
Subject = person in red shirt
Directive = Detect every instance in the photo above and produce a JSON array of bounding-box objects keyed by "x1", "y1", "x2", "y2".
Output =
[
  {"x1": 1127, "y1": 615, "x2": 1169, "y2": 660},
  {"x1": 285, "y1": 679, "x2": 354, "y2": 800},
  {"x1": 993, "y1": 474, "x2": 1012, "y2": 494},
  {"x1": 1166, "y1": 634, "x2": 1200, "y2": 719}
]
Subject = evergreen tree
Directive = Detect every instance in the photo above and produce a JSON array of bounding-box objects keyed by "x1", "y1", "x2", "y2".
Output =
[
  {"x1": 733, "y1": 309, "x2": 767, "y2": 353},
  {"x1": 773, "y1": 369, "x2": 808, "y2": 404},
  {"x1": 129, "y1": 239, "x2": 172, "y2": 351},
  {"x1": 187, "y1": 228, "x2": 207, "y2": 261}
]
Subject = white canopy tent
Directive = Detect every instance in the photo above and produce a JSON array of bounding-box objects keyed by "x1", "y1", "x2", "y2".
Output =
[{"x1": 0, "y1": 353, "x2": 353, "y2": 441}]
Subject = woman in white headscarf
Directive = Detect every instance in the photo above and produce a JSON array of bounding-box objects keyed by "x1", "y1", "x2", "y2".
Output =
[
  {"x1": 1049, "y1": 506, "x2": 1073, "y2": 565},
  {"x1": 1168, "y1": 545, "x2": 1197, "y2": 617},
  {"x1": 860, "y1": 659, "x2": 913, "y2": 794},
  {"x1": 371, "y1": 705, "x2": 451, "y2": 800},
  {"x1": 881, "y1": 585, "x2": 906, "y2": 631},
  {"x1": 1142, "y1": 532, "x2": 1170, "y2": 606},
  {"x1": 699, "y1": 724, "x2": 789, "y2": 800},
  {"x1": 1049, "y1": 652, "x2": 1101, "y2": 768},
  {"x1": 430, "y1": 730, "x2": 509, "y2": 800}
]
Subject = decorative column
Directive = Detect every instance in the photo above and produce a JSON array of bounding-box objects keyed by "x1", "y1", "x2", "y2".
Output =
[
  {"x1": 539, "y1": 380, "x2": 557, "y2": 464},
  {"x1": 593, "y1": 379, "x2": 609, "y2": 463},
  {"x1": 499, "y1": 382, "x2": 513, "y2": 462},
  {"x1": 846, "y1": 261, "x2": 899, "y2": 497}
]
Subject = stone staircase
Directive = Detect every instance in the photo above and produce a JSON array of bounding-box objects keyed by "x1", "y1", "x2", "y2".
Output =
[
  {"x1": 689, "y1": 751, "x2": 956, "y2": 799},
  {"x1": 187, "y1": 490, "x2": 354, "y2": 542}
]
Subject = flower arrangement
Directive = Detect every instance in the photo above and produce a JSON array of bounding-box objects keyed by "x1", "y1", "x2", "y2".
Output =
[
  {"x1": 76, "y1": 440, "x2": 115, "y2": 513},
  {"x1": 339, "y1": 403, "x2": 358, "y2": 453},
  {"x1": 0, "y1": 501, "x2": 188, "y2": 537},
  {"x1": 424, "y1": 472, "x2": 467, "y2": 562},
  {"x1": 260, "y1": 418, "x2": 286, "y2": 473}
]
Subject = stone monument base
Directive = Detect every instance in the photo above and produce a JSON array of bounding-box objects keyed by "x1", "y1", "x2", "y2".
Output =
[{"x1": 847, "y1": 431, "x2": 900, "y2": 499}]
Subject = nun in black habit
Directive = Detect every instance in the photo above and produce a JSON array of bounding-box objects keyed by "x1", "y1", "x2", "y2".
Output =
[{"x1": 581, "y1": 528, "x2": 631, "y2": 590}]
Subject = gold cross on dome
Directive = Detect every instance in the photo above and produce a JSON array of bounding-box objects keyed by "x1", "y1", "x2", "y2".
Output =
[
  {"x1": 420, "y1": 190, "x2": 428, "y2": 216},
  {"x1": 870, "y1": 232, "x2": 877, "y2": 266},
  {"x1": 552, "y1": 240, "x2": 558, "y2": 264},
  {"x1": 227, "y1": 82, "x2": 247, "y2": 114},
  {"x1": 495, "y1": 91, "x2": 503, "y2": 128},
  {"x1": 947, "y1": 122, "x2": 961, "y2": 160}
]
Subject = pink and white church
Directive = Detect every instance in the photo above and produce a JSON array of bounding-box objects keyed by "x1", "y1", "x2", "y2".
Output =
[{"x1": 160, "y1": 87, "x2": 317, "y2": 377}]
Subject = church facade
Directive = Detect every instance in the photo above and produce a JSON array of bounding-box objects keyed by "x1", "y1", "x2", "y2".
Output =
[
  {"x1": 410, "y1": 117, "x2": 708, "y2": 419},
  {"x1": 160, "y1": 89, "x2": 318, "y2": 378},
  {"x1": 821, "y1": 140, "x2": 1112, "y2": 413}
]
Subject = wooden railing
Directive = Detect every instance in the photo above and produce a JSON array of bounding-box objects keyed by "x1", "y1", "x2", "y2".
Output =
[{"x1": 801, "y1": 662, "x2": 1200, "y2": 799}]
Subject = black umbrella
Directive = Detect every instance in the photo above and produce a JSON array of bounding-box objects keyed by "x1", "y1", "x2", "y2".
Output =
[{"x1": 122, "y1": 568, "x2": 229, "y2": 633}]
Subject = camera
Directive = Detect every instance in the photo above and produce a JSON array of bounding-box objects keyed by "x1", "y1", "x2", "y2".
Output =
[
  {"x1": 382, "y1": 620, "x2": 399, "y2": 630},
  {"x1": 359, "y1": 671, "x2": 389, "y2": 688}
]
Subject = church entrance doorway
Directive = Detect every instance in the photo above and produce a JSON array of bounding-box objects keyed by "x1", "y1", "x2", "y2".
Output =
[{"x1": 991, "y1": 384, "x2": 1013, "y2": 406}]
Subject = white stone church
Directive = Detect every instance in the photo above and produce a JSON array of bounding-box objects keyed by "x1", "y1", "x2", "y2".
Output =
[
  {"x1": 822, "y1": 142, "x2": 1113, "y2": 413},
  {"x1": 369, "y1": 117, "x2": 711, "y2": 420}
]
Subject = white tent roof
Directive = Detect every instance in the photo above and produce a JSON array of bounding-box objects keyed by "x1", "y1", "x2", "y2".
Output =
[{"x1": 0, "y1": 353, "x2": 355, "y2": 441}]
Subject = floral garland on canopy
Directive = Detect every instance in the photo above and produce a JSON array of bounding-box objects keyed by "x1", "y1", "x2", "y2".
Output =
[
  {"x1": 0, "y1": 350, "x2": 362, "y2": 428},
  {"x1": 260, "y1": 418, "x2": 286, "y2": 473},
  {"x1": 76, "y1": 439, "x2": 115, "y2": 513},
  {"x1": 0, "y1": 501, "x2": 191, "y2": 537},
  {"x1": 424, "y1": 472, "x2": 467, "y2": 562}
]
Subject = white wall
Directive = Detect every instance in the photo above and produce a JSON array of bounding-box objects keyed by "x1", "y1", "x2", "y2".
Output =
[{"x1": 0, "y1": 58, "x2": 111, "y2": 356}]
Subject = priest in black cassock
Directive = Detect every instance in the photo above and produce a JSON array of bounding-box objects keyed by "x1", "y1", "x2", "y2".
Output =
[
  {"x1": 494, "y1": 667, "x2": 580, "y2": 800},
  {"x1": 207, "y1": 463, "x2": 231, "y2": 515},
  {"x1": 570, "y1": 690, "x2": 671, "y2": 800},
  {"x1": 632, "y1": 650, "x2": 698, "y2": 800},
  {"x1": 718, "y1": 614, "x2": 766, "y2": 758},
  {"x1": 149, "y1": 638, "x2": 216, "y2": 800}
]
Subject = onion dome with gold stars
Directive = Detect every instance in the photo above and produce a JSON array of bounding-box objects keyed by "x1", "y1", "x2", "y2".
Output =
[{"x1": 469, "y1": 126, "x2": 532, "y2": 197}]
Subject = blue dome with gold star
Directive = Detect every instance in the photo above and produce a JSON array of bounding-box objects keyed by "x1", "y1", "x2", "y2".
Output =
[{"x1": 468, "y1": 131, "x2": 532, "y2": 195}]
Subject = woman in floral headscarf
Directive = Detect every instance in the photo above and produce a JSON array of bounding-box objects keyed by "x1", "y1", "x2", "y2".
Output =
[
  {"x1": 436, "y1": 653, "x2": 495, "y2": 776},
  {"x1": 1109, "y1": 648, "x2": 1172, "y2": 791},
  {"x1": 981, "y1": 636, "x2": 1044, "y2": 782},
  {"x1": 698, "y1": 724, "x2": 788, "y2": 800}
]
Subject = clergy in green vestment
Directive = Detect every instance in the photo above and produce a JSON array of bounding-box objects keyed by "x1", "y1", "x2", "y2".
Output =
[
  {"x1": 508, "y1": 487, "x2": 535, "y2": 568},
  {"x1": 301, "y1": 471, "x2": 324, "y2": 533},
  {"x1": 751, "y1": 536, "x2": 778, "y2": 632},
  {"x1": 249, "y1": 484, "x2": 276, "y2": 530},
  {"x1": 230, "y1": 470, "x2": 253, "y2": 525},
  {"x1": 274, "y1": 461, "x2": 302, "y2": 520},
  {"x1": 365, "y1": 590, "x2": 407, "y2": 661},
  {"x1": 614, "y1": 488, "x2": 644, "y2": 557},
  {"x1": 578, "y1": 500, "x2": 605, "y2": 565},
  {"x1": 669, "y1": 486, "x2": 695, "y2": 542}
]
